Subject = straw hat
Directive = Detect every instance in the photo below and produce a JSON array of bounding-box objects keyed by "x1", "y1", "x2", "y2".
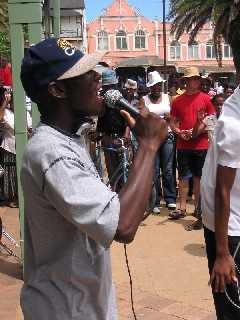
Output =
[
  {"x1": 146, "y1": 71, "x2": 166, "y2": 87},
  {"x1": 181, "y1": 67, "x2": 201, "y2": 79},
  {"x1": 124, "y1": 79, "x2": 137, "y2": 89},
  {"x1": 201, "y1": 75, "x2": 212, "y2": 83}
]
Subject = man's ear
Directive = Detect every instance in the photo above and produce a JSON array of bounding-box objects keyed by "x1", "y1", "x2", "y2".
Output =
[{"x1": 48, "y1": 81, "x2": 67, "y2": 99}]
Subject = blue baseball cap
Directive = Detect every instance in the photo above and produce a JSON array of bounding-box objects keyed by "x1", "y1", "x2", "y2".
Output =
[{"x1": 21, "y1": 38, "x2": 106, "y2": 99}]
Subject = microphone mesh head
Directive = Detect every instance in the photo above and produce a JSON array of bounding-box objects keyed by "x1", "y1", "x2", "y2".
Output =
[{"x1": 104, "y1": 89, "x2": 122, "y2": 108}]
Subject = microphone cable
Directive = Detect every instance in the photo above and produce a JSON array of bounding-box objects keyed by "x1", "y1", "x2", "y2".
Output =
[
  {"x1": 224, "y1": 240, "x2": 240, "y2": 309},
  {"x1": 124, "y1": 243, "x2": 138, "y2": 319}
]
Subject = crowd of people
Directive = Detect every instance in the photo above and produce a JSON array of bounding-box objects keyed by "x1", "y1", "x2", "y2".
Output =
[{"x1": 0, "y1": 37, "x2": 239, "y2": 320}]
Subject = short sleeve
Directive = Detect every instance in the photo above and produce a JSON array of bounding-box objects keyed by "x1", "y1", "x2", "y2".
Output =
[{"x1": 217, "y1": 120, "x2": 240, "y2": 168}]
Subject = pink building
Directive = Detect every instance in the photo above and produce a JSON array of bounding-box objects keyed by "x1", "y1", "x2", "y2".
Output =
[{"x1": 87, "y1": 0, "x2": 236, "y2": 86}]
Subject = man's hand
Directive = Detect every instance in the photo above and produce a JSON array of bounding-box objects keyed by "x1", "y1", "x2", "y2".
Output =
[
  {"x1": 197, "y1": 107, "x2": 207, "y2": 121},
  {"x1": 178, "y1": 129, "x2": 192, "y2": 140},
  {"x1": 209, "y1": 254, "x2": 237, "y2": 292}
]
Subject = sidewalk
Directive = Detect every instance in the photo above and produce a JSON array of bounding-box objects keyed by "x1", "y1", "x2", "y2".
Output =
[{"x1": 0, "y1": 201, "x2": 217, "y2": 320}]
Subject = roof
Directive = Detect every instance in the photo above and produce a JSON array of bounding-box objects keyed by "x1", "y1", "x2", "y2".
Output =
[
  {"x1": 178, "y1": 65, "x2": 236, "y2": 74},
  {"x1": 114, "y1": 56, "x2": 176, "y2": 68}
]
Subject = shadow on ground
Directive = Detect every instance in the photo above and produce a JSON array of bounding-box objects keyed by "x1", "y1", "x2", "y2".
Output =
[{"x1": 0, "y1": 259, "x2": 23, "y2": 280}]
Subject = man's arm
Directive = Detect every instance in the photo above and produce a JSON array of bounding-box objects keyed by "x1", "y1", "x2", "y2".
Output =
[
  {"x1": 114, "y1": 108, "x2": 168, "y2": 243},
  {"x1": 136, "y1": 97, "x2": 145, "y2": 110},
  {"x1": 209, "y1": 164, "x2": 237, "y2": 292},
  {"x1": 192, "y1": 107, "x2": 207, "y2": 139}
]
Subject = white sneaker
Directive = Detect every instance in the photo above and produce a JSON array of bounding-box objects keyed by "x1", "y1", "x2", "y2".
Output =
[
  {"x1": 153, "y1": 207, "x2": 160, "y2": 214},
  {"x1": 168, "y1": 203, "x2": 176, "y2": 210}
]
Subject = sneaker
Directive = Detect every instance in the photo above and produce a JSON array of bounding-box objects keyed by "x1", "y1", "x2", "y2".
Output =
[
  {"x1": 152, "y1": 207, "x2": 160, "y2": 214},
  {"x1": 168, "y1": 203, "x2": 176, "y2": 210}
]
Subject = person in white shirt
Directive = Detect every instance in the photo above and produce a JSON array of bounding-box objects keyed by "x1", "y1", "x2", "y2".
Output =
[
  {"x1": 0, "y1": 92, "x2": 32, "y2": 207},
  {"x1": 201, "y1": 86, "x2": 240, "y2": 319},
  {"x1": 137, "y1": 71, "x2": 176, "y2": 213}
]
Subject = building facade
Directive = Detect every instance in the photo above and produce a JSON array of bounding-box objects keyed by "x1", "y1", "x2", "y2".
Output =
[
  {"x1": 86, "y1": 0, "x2": 236, "y2": 85},
  {"x1": 49, "y1": 0, "x2": 87, "y2": 52}
]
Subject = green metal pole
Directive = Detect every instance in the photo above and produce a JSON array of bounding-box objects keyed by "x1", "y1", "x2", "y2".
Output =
[
  {"x1": 53, "y1": 0, "x2": 60, "y2": 37},
  {"x1": 44, "y1": 0, "x2": 51, "y2": 38},
  {"x1": 8, "y1": 0, "x2": 43, "y2": 263}
]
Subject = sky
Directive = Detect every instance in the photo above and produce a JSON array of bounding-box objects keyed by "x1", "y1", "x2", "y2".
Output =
[{"x1": 84, "y1": 0, "x2": 170, "y2": 23}]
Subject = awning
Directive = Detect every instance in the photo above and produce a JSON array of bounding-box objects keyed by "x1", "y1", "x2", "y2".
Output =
[
  {"x1": 114, "y1": 56, "x2": 177, "y2": 68},
  {"x1": 178, "y1": 65, "x2": 236, "y2": 74}
]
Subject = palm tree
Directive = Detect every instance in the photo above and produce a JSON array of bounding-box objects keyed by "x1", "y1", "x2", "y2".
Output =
[
  {"x1": 0, "y1": 0, "x2": 9, "y2": 33},
  {"x1": 168, "y1": 0, "x2": 240, "y2": 83}
]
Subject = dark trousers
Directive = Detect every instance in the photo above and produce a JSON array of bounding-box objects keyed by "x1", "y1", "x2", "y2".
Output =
[
  {"x1": 101, "y1": 134, "x2": 123, "y2": 187},
  {"x1": 204, "y1": 226, "x2": 240, "y2": 320}
]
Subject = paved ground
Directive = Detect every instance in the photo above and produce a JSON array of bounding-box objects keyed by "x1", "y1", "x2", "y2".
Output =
[{"x1": 0, "y1": 200, "x2": 217, "y2": 319}]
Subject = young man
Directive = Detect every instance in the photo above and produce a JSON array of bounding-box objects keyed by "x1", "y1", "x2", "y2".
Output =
[
  {"x1": 96, "y1": 70, "x2": 131, "y2": 184},
  {"x1": 169, "y1": 67, "x2": 215, "y2": 219},
  {"x1": 20, "y1": 38, "x2": 168, "y2": 320},
  {"x1": 201, "y1": 86, "x2": 240, "y2": 319}
]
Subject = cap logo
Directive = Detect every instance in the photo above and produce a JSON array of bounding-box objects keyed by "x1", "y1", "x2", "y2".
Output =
[{"x1": 57, "y1": 39, "x2": 77, "y2": 56}]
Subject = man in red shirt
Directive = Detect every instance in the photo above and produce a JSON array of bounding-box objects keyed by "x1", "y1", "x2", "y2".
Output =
[
  {"x1": 0, "y1": 56, "x2": 12, "y2": 87},
  {"x1": 169, "y1": 67, "x2": 215, "y2": 219}
]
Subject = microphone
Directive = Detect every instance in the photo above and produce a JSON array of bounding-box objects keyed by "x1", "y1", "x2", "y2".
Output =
[{"x1": 104, "y1": 89, "x2": 139, "y2": 118}]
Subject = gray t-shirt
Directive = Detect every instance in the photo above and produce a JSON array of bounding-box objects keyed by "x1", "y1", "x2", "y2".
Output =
[{"x1": 20, "y1": 123, "x2": 120, "y2": 320}]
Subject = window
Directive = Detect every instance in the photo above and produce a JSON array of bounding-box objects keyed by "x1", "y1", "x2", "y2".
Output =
[
  {"x1": 135, "y1": 30, "x2": 146, "y2": 49},
  {"x1": 188, "y1": 40, "x2": 199, "y2": 59},
  {"x1": 116, "y1": 31, "x2": 127, "y2": 50},
  {"x1": 98, "y1": 31, "x2": 109, "y2": 50},
  {"x1": 169, "y1": 40, "x2": 181, "y2": 59},
  {"x1": 206, "y1": 40, "x2": 216, "y2": 58},
  {"x1": 224, "y1": 44, "x2": 233, "y2": 58}
]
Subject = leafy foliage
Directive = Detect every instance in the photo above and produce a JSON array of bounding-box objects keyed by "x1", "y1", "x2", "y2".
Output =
[{"x1": 0, "y1": 0, "x2": 10, "y2": 59}]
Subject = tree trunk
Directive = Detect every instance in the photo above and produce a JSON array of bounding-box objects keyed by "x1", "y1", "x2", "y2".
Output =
[{"x1": 231, "y1": 40, "x2": 240, "y2": 85}]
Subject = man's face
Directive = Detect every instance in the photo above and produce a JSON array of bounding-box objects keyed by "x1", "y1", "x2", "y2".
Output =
[
  {"x1": 199, "y1": 80, "x2": 211, "y2": 94},
  {"x1": 150, "y1": 82, "x2": 162, "y2": 96},
  {"x1": 224, "y1": 88, "x2": 234, "y2": 98},
  {"x1": 185, "y1": 76, "x2": 201, "y2": 90},
  {"x1": 126, "y1": 88, "x2": 135, "y2": 99},
  {"x1": 169, "y1": 79, "x2": 179, "y2": 90},
  {"x1": 63, "y1": 70, "x2": 103, "y2": 117},
  {"x1": 1, "y1": 58, "x2": 7, "y2": 69}
]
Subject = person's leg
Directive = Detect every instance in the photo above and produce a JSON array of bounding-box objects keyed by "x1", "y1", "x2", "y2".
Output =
[
  {"x1": 160, "y1": 133, "x2": 176, "y2": 209},
  {"x1": 152, "y1": 148, "x2": 161, "y2": 212},
  {"x1": 193, "y1": 177, "x2": 200, "y2": 208},
  {"x1": 204, "y1": 227, "x2": 240, "y2": 319},
  {"x1": 101, "y1": 135, "x2": 120, "y2": 186},
  {"x1": 169, "y1": 150, "x2": 191, "y2": 219}
]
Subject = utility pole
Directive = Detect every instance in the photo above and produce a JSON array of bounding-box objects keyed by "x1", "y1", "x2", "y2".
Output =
[{"x1": 162, "y1": 0, "x2": 167, "y2": 93}]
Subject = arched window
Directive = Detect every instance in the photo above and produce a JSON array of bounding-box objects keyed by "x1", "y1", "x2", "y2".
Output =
[
  {"x1": 98, "y1": 31, "x2": 109, "y2": 50},
  {"x1": 188, "y1": 40, "x2": 199, "y2": 59},
  {"x1": 116, "y1": 30, "x2": 127, "y2": 50},
  {"x1": 206, "y1": 40, "x2": 216, "y2": 58},
  {"x1": 135, "y1": 30, "x2": 146, "y2": 49},
  {"x1": 169, "y1": 40, "x2": 181, "y2": 59}
]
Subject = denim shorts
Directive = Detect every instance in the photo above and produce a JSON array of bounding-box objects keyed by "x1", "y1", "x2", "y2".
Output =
[{"x1": 177, "y1": 149, "x2": 207, "y2": 180}]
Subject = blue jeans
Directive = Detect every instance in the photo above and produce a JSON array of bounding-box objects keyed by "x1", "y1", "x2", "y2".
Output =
[{"x1": 153, "y1": 133, "x2": 176, "y2": 206}]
